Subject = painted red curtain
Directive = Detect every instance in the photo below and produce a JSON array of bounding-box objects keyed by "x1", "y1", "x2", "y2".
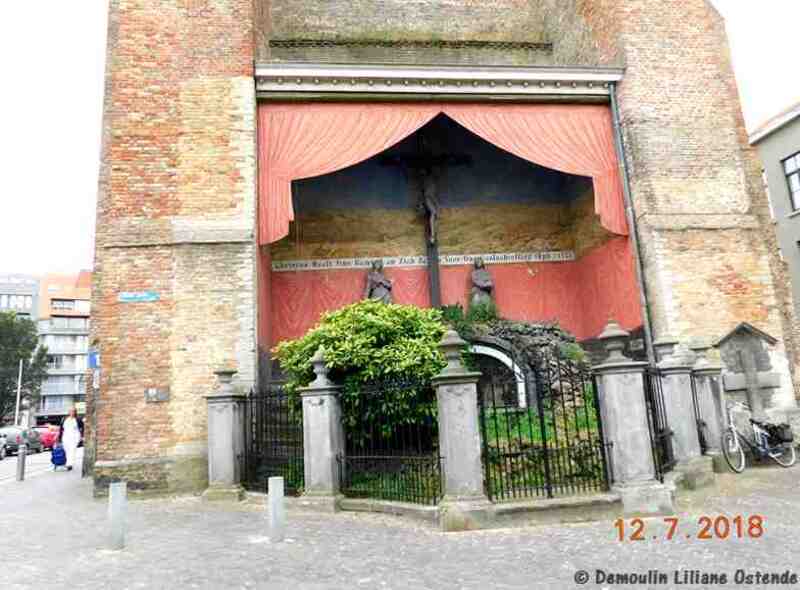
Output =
[
  {"x1": 257, "y1": 103, "x2": 628, "y2": 244},
  {"x1": 258, "y1": 104, "x2": 440, "y2": 243},
  {"x1": 269, "y1": 237, "x2": 642, "y2": 346},
  {"x1": 445, "y1": 105, "x2": 627, "y2": 236}
]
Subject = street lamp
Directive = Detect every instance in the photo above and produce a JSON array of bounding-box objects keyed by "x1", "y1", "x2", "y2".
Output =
[{"x1": 14, "y1": 359, "x2": 22, "y2": 426}]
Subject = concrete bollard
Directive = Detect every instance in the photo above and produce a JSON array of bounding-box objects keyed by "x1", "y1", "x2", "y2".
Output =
[
  {"x1": 16, "y1": 443, "x2": 26, "y2": 482},
  {"x1": 268, "y1": 476, "x2": 286, "y2": 543},
  {"x1": 109, "y1": 481, "x2": 128, "y2": 550}
]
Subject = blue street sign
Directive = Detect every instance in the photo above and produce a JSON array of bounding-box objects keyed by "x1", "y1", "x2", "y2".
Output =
[{"x1": 117, "y1": 291, "x2": 160, "y2": 303}]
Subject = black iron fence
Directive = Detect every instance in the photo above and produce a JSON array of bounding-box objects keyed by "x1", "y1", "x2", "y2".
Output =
[
  {"x1": 690, "y1": 374, "x2": 709, "y2": 455},
  {"x1": 644, "y1": 367, "x2": 676, "y2": 480},
  {"x1": 242, "y1": 385, "x2": 304, "y2": 495},
  {"x1": 337, "y1": 377, "x2": 442, "y2": 506},
  {"x1": 476, "y1": 350, "x2": 611, "y2": 501}
]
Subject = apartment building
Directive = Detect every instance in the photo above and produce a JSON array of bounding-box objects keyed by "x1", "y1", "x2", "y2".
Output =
[
  {"x1": 36, "y1": 271, "x2": 92, "y2": 425},
  {"x1": 750, "y1": 101, "x2": 800, "y2": 317},
  {"x1": 0, "y1": 274, "x2": 39, "y2": 320}
]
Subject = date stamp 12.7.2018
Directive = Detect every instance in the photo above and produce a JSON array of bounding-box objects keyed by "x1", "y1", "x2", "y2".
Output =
[{"x1": 614, "y1": 515, "x2": 765, "y2": 542}]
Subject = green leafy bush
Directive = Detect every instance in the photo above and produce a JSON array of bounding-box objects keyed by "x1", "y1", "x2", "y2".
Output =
[
  {"x1": 441, "y1": 301, "x2": 499, "y2": 334},
  {"x1": 467, "y1": 300, "x2": 499, "y2": 324},
  {"x1": 440, "y1": 304, "x2": 470, "y2": 335},
  {"x1": 273, "y1": 300, "x2": 447, "y2": 438}
]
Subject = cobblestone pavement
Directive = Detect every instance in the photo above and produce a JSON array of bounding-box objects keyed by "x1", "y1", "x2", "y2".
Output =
[{"x1": 2, "y1": 458, "x2": 800, "y2": 590}]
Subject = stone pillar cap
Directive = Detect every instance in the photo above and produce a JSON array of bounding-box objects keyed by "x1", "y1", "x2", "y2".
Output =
[
  {"x1": 435, "y1": 329, "x2": 480, "y2": 381},
  {"x1": 214, "y1": 368, "x2": 238, "y2": 380},
  {"x1": 688, "y1": 338, "x2": 712, "y2": 352},
  {"x1": 597, "y1": 318, "x2": 629, "y2": 340},
  {"x1": 305, "y1": 345, "x2": 335, "y2": 389},
  {"x1": 205, "y1": 389, "x2": 247, "y2": 399},
  {"x1": 596, "y1": 318, "x2": 631, "y2": 364},
  {"x1": 211, "y1": 367, "x2": 239, "y2": 397},
  {"x1": 310, "y1": 346, "x2": 325, "y2": 365},
  {"x1": 693, "y1": 359, "x2": 723, "y2": 373},
  {"x1": 658, "y1": 344, "x2": 694, "y2": 370},
  {"x1": 692, "y1": 345, "x2": 722, "y2": 372},
  {"x1": 440, "y1": 329, "x2": 467, "y2": 348}
]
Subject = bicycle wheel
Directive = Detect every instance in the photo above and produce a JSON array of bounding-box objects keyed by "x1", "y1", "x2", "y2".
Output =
[
  {"x1": 770, "y1": 445, "x2": 797, "y2": 468},
  {"x1": 722, "y1": 431, "x2": 746, "y2": 473}
]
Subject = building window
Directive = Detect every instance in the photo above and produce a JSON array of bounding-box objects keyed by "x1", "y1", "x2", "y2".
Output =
[
  {"x1": 47, "y1": 355, "x2": 65, "y2": 370},
  {"x1": 783, "y1": 152, "x2": 800, "y2": 211},
  {"x1": 51, "y1": 299, "x2": 75, "y2": 311},
  {"x1": 4, "y1": 294, "x2": 28, "y2": 309}
]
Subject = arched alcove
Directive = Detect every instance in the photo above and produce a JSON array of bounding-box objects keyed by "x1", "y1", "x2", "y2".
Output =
[{"x1": 468, "y1": 342, "x2": 528, "y2": 408}]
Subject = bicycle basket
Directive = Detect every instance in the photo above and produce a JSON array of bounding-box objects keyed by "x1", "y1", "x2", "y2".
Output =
[{"x1": 766, "y1": 423, "x2": 794, "y2": 444}]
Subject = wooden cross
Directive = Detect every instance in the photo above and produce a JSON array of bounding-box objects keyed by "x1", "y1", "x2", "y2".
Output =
[{"x1": 381, "y1": 132, "x2": 470, "y2": 308}]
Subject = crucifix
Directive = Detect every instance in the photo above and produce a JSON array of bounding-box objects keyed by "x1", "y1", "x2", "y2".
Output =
[
  {"x1": 718, "y1": 325, "x2": 781, "y2": 422},
  {"x1": 381, "y1": 131, "x2": 470, "y2": 308},
  {"x1": 722, "y1": 349, "x2": 780, "y2": 422}
]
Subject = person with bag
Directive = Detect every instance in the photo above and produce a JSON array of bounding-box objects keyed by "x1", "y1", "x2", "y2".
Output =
[{"x1": 58, "y1": 407, "x2": 84, "y2": 472}]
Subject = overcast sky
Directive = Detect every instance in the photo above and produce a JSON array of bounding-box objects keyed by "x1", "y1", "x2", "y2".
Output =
[{"x1": 0, "y1": 1, "x2": 798, "y2": 276}]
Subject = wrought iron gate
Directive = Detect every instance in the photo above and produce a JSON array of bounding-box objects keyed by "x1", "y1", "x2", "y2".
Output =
[
  {"x1": 644, "y1": 367, "x2": 676, "y2": 480},
  {"x1": 337, "y1": 376, "x2": 442, "y2": 505},
  {"x1": 242, "y1": 385, "x2": 304, "y2": 494},
  {"x1": 476, "y1": 350, "x2": 610, "y2": 501}
]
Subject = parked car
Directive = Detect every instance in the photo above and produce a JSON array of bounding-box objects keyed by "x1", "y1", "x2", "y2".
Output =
[
  {"x1": 0, "y1": 426, "x2": 44, "y2": 455},
  {"x1": 0, "y1": 433, "x2": 6, "y2": 460},
  {"x1": 33, "y1": 425, "x2": 59, "y2": 450}
]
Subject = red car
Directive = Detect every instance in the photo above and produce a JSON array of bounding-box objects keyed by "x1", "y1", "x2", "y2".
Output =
[{"x1": 34, "y1": 426, "x2": 59, "y2": 450}]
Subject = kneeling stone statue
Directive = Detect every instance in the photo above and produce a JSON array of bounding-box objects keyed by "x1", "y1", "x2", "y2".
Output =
[
  {"x1": 470, "y1": 257, "x2": 494, "y2": 306},
  {"x1": 364, "y1": 260, "x2": 393, "y2": 304}
]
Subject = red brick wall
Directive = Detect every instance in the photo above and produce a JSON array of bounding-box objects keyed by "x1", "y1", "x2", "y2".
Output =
[
  {"x1": 92, "y1": 0, "x2": 257, "y2": 494},
  {"x1": 581, "y1": 0, "x2": 798, "y2": 397}
]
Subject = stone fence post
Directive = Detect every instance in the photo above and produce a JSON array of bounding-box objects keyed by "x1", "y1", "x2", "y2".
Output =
[
  {"x1": 592, "y1": 320, "x2": 675, "y2": 515},
  {"x1": 203, "y1": 369, "x2": 246, "y2": 501},
  {"x1": 298, "y1": 347, "x2": 344, "y2": 512},
  {"x1": 659, "y1": 345, "x2": 714, "y2": 489},
  {"x1": 658, "y1": 346, "x2": 700, "y2": 462},
  {"x1": 433, "y1": 330, "x2": 493, "y2": 532},
  {"x1": 691, "y1": 344, "x2": 725, "y2": 465}
]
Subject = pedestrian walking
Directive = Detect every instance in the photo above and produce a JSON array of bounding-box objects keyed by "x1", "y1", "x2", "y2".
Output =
[{"x1": 58, "y1": 407, "x2": 84, "y2": 472}]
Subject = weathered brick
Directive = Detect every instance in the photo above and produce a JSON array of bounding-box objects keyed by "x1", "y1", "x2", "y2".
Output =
[
  {"x1": 579, "y1": 0, "x2": 799, "y2": 401},
  {"x1": 92, "y1": 0, "x2": 256, "y2": 494}
]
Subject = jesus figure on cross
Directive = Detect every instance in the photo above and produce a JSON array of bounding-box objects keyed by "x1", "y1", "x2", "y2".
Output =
[{"x1": 381, "y1": 130, "x2": 471, "y2": 307}]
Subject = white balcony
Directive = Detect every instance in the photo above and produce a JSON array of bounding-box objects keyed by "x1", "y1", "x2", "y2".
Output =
[
  {"x1": 44, "y1": 347, "x2": 88, "y2": 355},
  {"x1": 40, "y1": 389, "x2": 85, "y2": 396},
  {"x1": 37, "y1": 397, "x2": 73, "y2": 415},
  {"x1": 46, "y1": 367, "x2": 88, "y2": 376}
]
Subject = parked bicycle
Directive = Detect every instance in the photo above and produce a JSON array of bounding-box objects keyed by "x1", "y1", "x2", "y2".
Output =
[{"x1": 722, "y1": 401, "x2": 796, "y2": 472}]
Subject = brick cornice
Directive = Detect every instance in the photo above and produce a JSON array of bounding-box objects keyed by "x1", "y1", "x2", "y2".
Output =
[{"x1": 255, "y1": 63, "x2": 624, "y2": 99}]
